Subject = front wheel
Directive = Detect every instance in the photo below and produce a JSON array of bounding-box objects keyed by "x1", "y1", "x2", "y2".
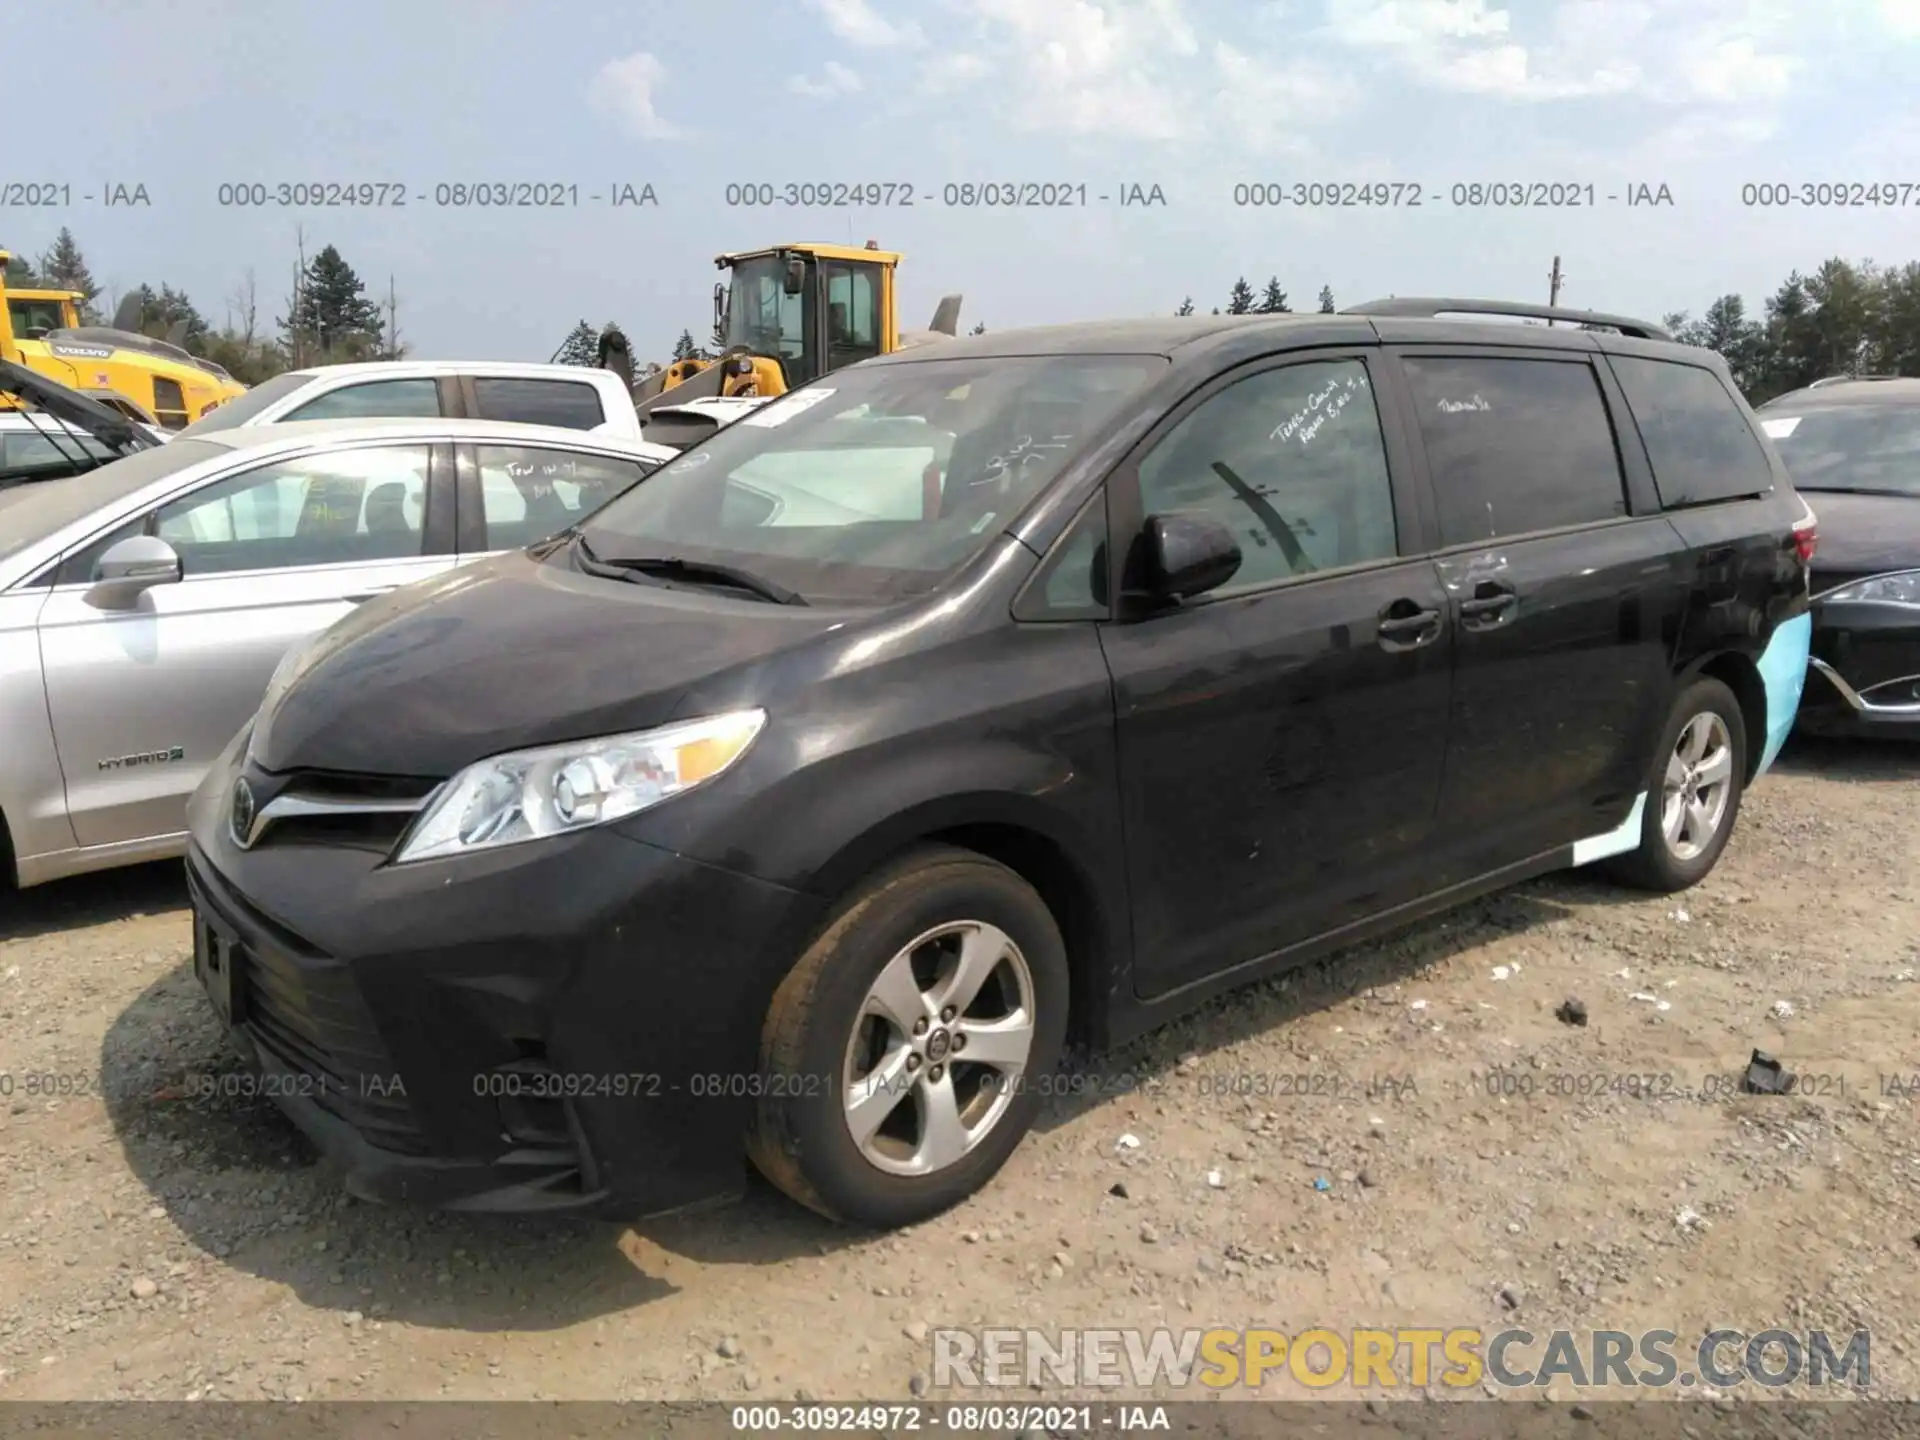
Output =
[
  {"x1": 746, "y1": 845, "x2": 1069, "y2": 1228},
  {"x1": 1603, "y1": 675, "x2": 1747, "y2": 892}
]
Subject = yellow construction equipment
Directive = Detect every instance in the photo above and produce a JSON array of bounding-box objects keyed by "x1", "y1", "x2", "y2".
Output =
[
  {"x1": 0, "y1": 250, "x2": 246, "y2": 428},
  {"x1": 599, "y1": 240, "x2": 961, "y2": 418}
]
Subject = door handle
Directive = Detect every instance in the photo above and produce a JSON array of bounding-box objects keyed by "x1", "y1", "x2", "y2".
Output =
[
  {"x1": 1377, "y1": 600, "x2": 1442, "y2": 652},
  {"x1": 1459, "y1": 581, "x2": 1517, "y2": 623}
]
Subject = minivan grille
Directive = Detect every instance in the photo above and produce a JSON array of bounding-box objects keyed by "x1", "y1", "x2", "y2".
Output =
[{"x1": 238, "y1": 768, "x2": 443, "y2": 852}]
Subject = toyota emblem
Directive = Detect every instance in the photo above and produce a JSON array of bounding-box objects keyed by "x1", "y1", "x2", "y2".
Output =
[{"x1": 229, "y1": 778, "x2": 256, "y2": 848}]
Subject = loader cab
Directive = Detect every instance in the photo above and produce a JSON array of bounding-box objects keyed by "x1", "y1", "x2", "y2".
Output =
[
  {"x1": 8, "y1": 292, "x2": 81, "y2": 341},
  {"x1": 713, "y1": 243, "x2": 898, "y2": 391}
]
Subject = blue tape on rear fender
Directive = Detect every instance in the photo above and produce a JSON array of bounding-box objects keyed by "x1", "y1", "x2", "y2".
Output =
[{"x1": 1754, "y1": 611, "x2": 1812, "y2": 778}]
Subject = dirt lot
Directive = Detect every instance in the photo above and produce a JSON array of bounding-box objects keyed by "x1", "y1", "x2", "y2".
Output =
[{"x1": 0, "y1": 735, "x2": 1916, "y2": 1409}]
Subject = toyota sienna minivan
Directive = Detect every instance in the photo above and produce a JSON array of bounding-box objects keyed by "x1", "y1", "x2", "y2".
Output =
[{"x1": 184, "y1": 300, "x2": 1816, "y2": 1228}]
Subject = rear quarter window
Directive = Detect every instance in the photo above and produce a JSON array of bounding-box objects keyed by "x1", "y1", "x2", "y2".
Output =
[
  {"x1": 1609, "y1": 356, "x2": 1774, "y2": 508},
  {"x1": 472, "y1": 378, "x2": 607, "y2": 430}
]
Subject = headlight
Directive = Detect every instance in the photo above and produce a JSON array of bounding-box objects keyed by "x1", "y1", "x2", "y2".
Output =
[
  {"x1": 391, "y1": 709, "x2": 766, "y2": 864},
  {"x1": 1822, "y1": 569, "x2": 1920, "y2": 607}
]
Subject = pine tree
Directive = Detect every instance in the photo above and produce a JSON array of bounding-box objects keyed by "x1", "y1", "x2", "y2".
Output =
[
  {"x1": 1175, "y1": 296, "x2": 1195, "y2": 316},
  {"x1": 555, "y1": 319, "x2": 600, "y2": 366},
  {"x1": 3, "y1": 250, "x2": 36, "y2": 284},
  {"x1": 671, "y1": 329, "x2": 698, "y2": 361},
  {"x1": 1318, "y1": 285, "x2": 1336, "y2": 314},
  {"x1": 280, "y1": 244, "x2": 385, "y2": 362},
  {"x1": 1226, "y1": 278, "x2": 1256, "y2": 315},
  {"x1": 1211, "y1": 307, "x2": 1221, "y2": 315},
  {"x1": 37, "y1": 228, "x2": 100, "y2": 321},
  {"x1": 1258, "y1": 278, "x2": 1290, "y2": 313}
]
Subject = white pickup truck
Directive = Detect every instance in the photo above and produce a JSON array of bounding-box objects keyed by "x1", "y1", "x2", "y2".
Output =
[{"x1": 176, "y1": 361, "x2": 649, "y2": 440}]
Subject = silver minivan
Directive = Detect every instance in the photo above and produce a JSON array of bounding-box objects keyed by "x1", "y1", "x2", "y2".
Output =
[{"x1": 0, "y1": 417, "x2": 674, "y2": 887}]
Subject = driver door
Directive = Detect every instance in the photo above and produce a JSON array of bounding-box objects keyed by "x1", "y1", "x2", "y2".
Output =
[{"x1": 37, "y1": 440, "x2": 456, "y2": 851}]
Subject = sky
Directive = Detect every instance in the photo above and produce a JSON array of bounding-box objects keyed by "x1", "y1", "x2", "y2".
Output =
[{"x1": 11, "y1": 0, "x2": 1920, "y2": 362}]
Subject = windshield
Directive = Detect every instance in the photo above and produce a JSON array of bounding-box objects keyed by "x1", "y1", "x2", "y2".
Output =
[
  {"x1": 0, "y1": 439, "x2": 227, "y2": 568},
  {"x1": 176, "y1": 371, "x2": 311, "y2": 435},
  {"x1": 577, "y1": 354, "x2": 1166, "y2": 605},
  {"x1": 1759, "y1": 403, "x2": 1920, "y2": 496},
  {"x1": 722, "y1": 256, "x2": 805, "y2": 369}
]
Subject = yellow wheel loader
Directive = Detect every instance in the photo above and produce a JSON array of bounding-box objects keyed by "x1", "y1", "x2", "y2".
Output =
[
  {"x1": 0, "y1": 250, "x2": 247, "y2": 429},
  {"x1": 599, "y1": 241, "x2": 962, "y2": 427}
]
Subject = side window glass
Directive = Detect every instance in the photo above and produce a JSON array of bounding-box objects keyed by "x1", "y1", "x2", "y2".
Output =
[
  {"x1": 283, "y1": 378, "x2": 441, "y2": 422},
  {"x1": 1401, "y1": 356, "x2": 1627, "y2": 545},
  {"x1": 477, "y1": 445, "x2": 647, "y2": 549},
  {"x1": 825, "y1": 263, "x2": 884, "y2": 371},
  {"x1": 471, "y1": 379, "x2": 606, "y2": 431},
  {"x1": 1609, "y1": 356, "x2": 1774, "y2": 507},
  {"x1": 1135, "y1": 358, "x2": 1398, "y2": 591},
  {"x1": 1015, "y1": 492, "x2": 1109, "y2": 620},
  {"x1": 149, "y1": 444, "x2": 431, "y2": 576}
]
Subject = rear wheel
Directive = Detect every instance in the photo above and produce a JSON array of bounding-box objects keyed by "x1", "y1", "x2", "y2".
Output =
[
  {"x1": 1604, "y1": 676, "x2": 1746, "y2": 892},
  {"x1": 746, "y1": 845, "x2": 1068, "y2": 1228}
]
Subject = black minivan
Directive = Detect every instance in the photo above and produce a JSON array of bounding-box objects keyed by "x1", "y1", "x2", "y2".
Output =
[{"x1": 183, "y1": 299, "x2": 1817, "y2": 1227}]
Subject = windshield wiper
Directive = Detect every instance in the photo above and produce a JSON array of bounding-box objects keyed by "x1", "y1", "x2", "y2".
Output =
[{"x1": 575, "y1": 534, "x2": 806, "y2": 605}]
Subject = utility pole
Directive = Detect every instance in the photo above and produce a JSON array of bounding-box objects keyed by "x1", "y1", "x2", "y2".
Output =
[{"x1": 1547, "y1": 255, "x2": 1564, "y2": 325}]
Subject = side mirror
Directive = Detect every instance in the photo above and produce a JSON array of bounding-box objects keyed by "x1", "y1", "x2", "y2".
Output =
[
  {"x1": 1136, "y1": 513, "x2": 1241, "y2": 603},
  {"x1": 783, "y1": 257, "x2": 806, "y2": 296},
  {"x1": 86, "y1": 535, "x2": 182, "y2": 609},
  {"x1": 712, "y1": 281, "x2": 726, "y2": 343}
]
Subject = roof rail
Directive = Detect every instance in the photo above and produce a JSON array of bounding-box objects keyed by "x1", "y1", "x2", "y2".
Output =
[
  {"x1": 1807, "y1": 374, "x2": 1904, "y2": 388},
  {"x1": 1341, "y1": 296, "x2": 1672, "y2": 342}
]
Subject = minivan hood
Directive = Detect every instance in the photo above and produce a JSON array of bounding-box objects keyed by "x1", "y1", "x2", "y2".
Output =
[
  {"x1": 251, "y1": 549, "x2": 850, "y2": 777},
  {"x1": 1800, "y1": 489, "x2": 1920, "y2": 590}
]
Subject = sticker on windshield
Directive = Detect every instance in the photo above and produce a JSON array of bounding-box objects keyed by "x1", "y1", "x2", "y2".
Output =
[
  {"x1": 1761, "y1": 416, "x2": 1801, "y2": 438},
  {"x1": 741, "y1": 388, "x2": 837, "y2": 428},
  {"x1": 671, "y1": 450, "x2": 712, "y2": 469}
]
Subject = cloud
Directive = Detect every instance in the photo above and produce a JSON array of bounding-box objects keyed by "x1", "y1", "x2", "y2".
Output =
[
  {"x1": 807, "y1": 0, "x2": 925, "y2": 47},
  {"x1": 936, "y1": 0, "x2": 1204, "y2": 140},
  {"x1": 1212, "y1": 41, "x2": 1361, "y2": 154},
  {"x1": 1321, "y1": 0, "x2": 1796, "y2": 106},
  {"x1": 918, "y1": 51, "x2": 996, "y2": 93},
  {"x1": 1322, "y1": 0, "x2": 1513, "y2": 45},
  {"x1": 586, "y1": 52, "x2": 680, "y2": 139},
  {"x1": 789, "y1": 60, "x2": 864, "y2": 98},
  {"x1": 1881, "y1": 0, "x2": 1920, "y2": 37}
]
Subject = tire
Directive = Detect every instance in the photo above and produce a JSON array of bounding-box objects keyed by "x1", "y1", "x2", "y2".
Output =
[
  {"x1": 1603, "y1": 676, "x2": 1747, "y2": 893},
  {"x1": 746, "y1": 844, "x2": 1069, "y2": 1228}
]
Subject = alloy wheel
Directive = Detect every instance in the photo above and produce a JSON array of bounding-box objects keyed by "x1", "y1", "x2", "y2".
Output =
[
  {"x1": 1661, "y1": 711, "x2": 1734, "y2": 861},
  {"x1": 841, "y1": 921, "x2": 1037, "y2": 1177}
]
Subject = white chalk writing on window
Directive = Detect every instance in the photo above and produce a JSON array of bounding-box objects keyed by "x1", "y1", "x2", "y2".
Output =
[{"x1": 1269, "y1": 370, "x2": 1369, "y2": 446}]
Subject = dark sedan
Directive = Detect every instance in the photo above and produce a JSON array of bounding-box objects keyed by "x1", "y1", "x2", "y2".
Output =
[{"x1": 1758, "y1": 377, "x2": 1920, "y2": 739}]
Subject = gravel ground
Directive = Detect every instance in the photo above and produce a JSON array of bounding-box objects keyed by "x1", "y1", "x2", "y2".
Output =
[{"x1": 0, "y1": 733, "x2": 1915, "y2": 1407}]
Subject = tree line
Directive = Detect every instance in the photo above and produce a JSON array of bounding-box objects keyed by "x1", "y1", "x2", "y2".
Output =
[
  {"x1": 1177, "y1": 260, "x2": 1920, "y2": 405},
  {"x1": 14, "y1": 228, "x2": 1912, "y2": 406},
  {"x1": 3, "y1": 227, "x2": 405, "y2": 384}
]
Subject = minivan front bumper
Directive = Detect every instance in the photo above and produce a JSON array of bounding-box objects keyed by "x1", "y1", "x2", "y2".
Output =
[{"x1": 182, "y1": 740, "x2": 829, "y2": 1218}]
